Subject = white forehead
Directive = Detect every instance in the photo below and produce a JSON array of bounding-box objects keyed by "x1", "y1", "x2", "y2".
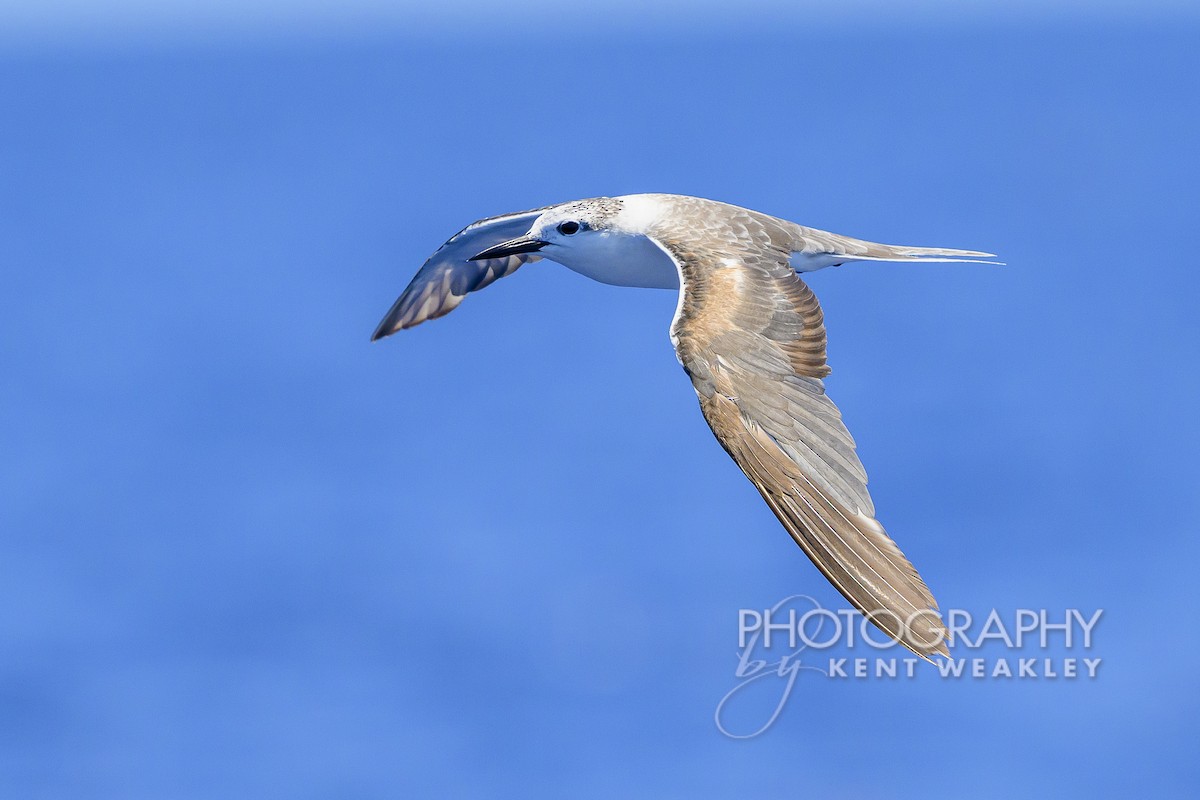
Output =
[{"x1": 536, "y1": 194, "x2": 666, "y2": 235}]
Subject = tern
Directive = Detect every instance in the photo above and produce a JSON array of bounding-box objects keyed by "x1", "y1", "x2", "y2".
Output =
[{"x1": 372, "y1": 194, "x2": 996, "y2": 658}]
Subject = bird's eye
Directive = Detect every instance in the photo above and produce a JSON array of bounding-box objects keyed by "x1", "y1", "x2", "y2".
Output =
[{"x1": 557, "y1": 220, "x2": 581, "y2": 236}]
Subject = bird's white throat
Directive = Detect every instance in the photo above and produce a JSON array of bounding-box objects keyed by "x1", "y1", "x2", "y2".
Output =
[{"x1": 544, "y1": 229, "x2": 680, "y2": 290}]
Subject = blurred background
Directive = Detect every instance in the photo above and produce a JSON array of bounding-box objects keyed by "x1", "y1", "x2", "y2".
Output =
[{"x1": 2, "y1": 1, "x2": 1198, "y2": 797}]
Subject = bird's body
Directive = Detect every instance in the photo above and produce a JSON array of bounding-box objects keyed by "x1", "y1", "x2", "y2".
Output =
[{"x1": 373, "y1": 193, "x2": 996, "y2": 659}]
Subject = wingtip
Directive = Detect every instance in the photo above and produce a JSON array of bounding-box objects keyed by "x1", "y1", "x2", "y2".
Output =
[
  {"x1": 372, "y1": 303, "x2": 412, "y2": 341},
  {"x1": 371, "y1": 319, "x2": 400, "y2": 342},
  {"x1": 911, "y1": 641, "x2": 951, "y2": 664},
  {"x1": 901, "y1": 611, "x2": 952, "y2": 662}
]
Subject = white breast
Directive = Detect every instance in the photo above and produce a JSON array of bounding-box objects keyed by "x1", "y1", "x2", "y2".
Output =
[{"x1": 546, "y1": 231, "x2": 680, "y2": 290}]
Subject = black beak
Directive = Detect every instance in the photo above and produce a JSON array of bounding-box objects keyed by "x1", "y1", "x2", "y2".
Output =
[{"x1": 468, "y1": 236, "x2": 548, "y2": 261}]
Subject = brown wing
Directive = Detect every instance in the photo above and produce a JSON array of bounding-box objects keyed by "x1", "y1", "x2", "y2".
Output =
[{"x1": 664, "y1": 239, "x2": 949, "y2": 659}]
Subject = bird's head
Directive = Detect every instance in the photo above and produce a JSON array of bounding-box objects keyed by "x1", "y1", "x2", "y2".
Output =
[{"x1": 468, "y1": 197, "x2": 631, "y2": 264}]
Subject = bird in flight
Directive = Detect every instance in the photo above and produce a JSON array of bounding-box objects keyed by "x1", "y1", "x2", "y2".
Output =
[{"x1": 372, "y1": 194, "x2": 996, "y2": 659}]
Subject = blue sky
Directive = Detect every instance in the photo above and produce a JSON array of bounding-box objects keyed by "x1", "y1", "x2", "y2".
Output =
[
  {"x1": 3, "y1": 0, "x2": 1197, "y2": 45},
  {"x1": 1, "y1": 3, "x2": 1198, "y2": 798}
]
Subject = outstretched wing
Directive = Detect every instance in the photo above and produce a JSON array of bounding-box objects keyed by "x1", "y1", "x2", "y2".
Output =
[
  {"x1": 372, "y1": 207, "x2": 549, "y2": 339},
  {"x1": 661, "y1": 235, "x2": 950, "y2": 659}
]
